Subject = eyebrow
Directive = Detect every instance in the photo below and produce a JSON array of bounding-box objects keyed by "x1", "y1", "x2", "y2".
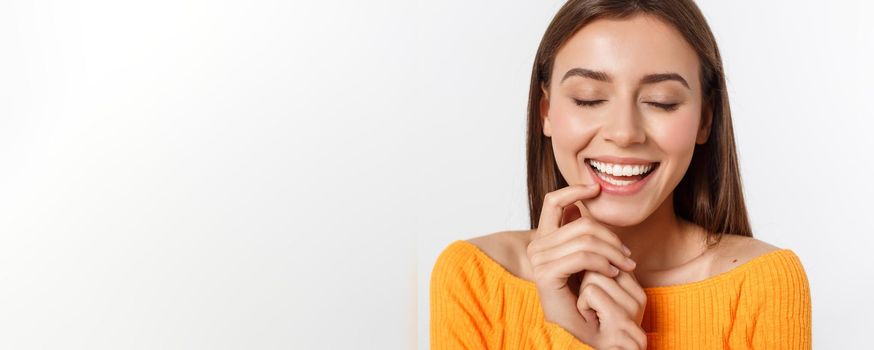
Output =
[{"x1": 560, "y1": 67, "x2": 690, "y2": 90}]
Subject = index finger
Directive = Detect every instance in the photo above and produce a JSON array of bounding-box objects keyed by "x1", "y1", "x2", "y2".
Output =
[{"x1": 535, "y1": 183, "x2": 601, "y2": 239}]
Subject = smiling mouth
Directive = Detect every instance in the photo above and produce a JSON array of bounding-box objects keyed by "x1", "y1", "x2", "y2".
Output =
[{"x1": 585, "y1": 158, "x2": 660, "y2": 186}]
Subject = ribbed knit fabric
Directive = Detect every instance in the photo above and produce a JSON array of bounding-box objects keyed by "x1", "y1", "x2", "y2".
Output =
[{"x1": 430, "y1": 240, "x2": 811, "y2": 349}]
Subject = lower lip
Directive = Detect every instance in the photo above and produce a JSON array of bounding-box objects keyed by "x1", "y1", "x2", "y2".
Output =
[{"x1": 585, "y1": 160, "x2": 659, "y2": 196}]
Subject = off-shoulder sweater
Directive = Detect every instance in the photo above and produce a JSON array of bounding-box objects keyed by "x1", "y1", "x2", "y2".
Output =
[{"x1": 430, "y1": 240, "x2": 811, "y2": 349}]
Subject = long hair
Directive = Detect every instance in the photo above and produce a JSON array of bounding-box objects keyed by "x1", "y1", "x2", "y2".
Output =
[{"x1": 526, "y1": 0, "x2": 752, "y2": 245}]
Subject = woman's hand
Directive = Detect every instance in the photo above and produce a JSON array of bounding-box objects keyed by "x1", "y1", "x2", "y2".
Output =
[
  {"x1": 527, "y1": 183, "x2": 646, "y2": 349},
  {"x1": 577, "y1": 270, "x2": 647, "y2": 328},
  {"x1": 576, "y1": 269, "x2": 648, "y2": 349}
]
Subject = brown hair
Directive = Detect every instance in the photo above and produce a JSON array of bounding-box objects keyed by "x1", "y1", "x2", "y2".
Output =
[{"x1": 526, "y1": 0, "x2": 752, "y2": 245}]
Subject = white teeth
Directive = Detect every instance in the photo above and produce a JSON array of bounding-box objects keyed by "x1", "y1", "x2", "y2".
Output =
[
  {"x1": 612, "y1": 164, "x2": 623, "y2": 175},
  {"x1": 589, "y1": 160, "x2": 655, "y2": 177}
]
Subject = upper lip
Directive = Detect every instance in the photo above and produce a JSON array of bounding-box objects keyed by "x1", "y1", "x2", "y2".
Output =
[{"x1": 586, "y1": 156, "x2": 659, "y2": 165}]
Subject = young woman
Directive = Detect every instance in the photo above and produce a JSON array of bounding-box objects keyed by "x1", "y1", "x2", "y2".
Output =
[{"x1": 430, "y1": 1, "x2": 812, "y2": 349}]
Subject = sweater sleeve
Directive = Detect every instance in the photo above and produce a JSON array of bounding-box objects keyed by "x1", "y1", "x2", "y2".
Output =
[
  {"x1": 749, "y1": 250, "x2": 812, "y2": 349},
  {"x1": 430, "y1": 240, "x2": 596, "y2": 349},
  {"x1": 430, "y1": 241, "x2": 492, "y2": 349},
  {"x1": 530, "y1": 320, "x2": 596, "y2": 350}
]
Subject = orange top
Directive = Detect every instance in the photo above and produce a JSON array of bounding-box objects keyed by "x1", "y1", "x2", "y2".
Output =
[{"x1": 430, "y1": 240, "x2": 811, "y2": 349}]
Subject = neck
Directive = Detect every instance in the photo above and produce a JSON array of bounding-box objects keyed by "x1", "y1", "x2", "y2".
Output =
[{"x1": 601, "y1": 193, "x2": 707, "y2": 272}]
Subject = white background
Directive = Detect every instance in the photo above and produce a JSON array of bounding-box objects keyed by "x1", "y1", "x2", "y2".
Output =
[
  {"x1": 416, "y1": 1, "x2": 874, "y2": 349},
  {"x1": 0, "y1": 1, "x2": 871, "y2": 349},
  {"x1": 0, "y1": 0, "x2": 416, "y2": 349}
]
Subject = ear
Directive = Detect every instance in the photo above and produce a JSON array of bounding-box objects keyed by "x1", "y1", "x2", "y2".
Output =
[
  {"x1": 696, "y1": 102, "x2": 713, "y2": 144},
  {"x1": 540, "y1": 82, "x2": 552, "y2": 137}
]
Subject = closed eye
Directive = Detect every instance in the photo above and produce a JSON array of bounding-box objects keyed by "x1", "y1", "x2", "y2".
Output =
[
  {"x1": 573, "y1": 99, "x2": 679, "y2": 112},
  {"x1": 573, "y1": 99, "x2": 605, "y2": 107},
  {"x1": 647, "y1": 102, "x2": 679, "y2": 111}
]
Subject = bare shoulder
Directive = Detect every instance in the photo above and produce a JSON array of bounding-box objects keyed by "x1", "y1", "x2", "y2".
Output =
[
  {"x1": 466, "y1": 230, "x2": 533, "y2": 279},
  {"x1": 710, "y1": 234, "x2": 782, "y2": 275}
]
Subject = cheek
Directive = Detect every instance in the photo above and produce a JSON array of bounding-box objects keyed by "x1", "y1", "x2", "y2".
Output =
[
  {"x1": 549, "y1": 106, "x2": 598, "y2": 151},
  {"x1": 548, "y1": 106, "x2": 597, "y2": 183},
  {"x1": 650, "y1": 110, "x2": 700, "y2": 157},
  {"x1": 649, "y1": 110, "x2": 701, "y2": 188}
]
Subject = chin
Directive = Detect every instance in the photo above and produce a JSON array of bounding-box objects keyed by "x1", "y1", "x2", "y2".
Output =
[{"x1": 584, "y1": 199, "x2": 649, "y2": 227}]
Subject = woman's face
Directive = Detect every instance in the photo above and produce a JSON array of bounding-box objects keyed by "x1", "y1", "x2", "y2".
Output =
[{"x1": 542, "y1": 14, "x2": 711, "y2": 227}]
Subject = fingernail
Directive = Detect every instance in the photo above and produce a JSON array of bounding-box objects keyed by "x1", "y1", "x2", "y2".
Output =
[
  {"x1": 610, "y1": 265, "x2": 620, "y2": 275},
  {"x1": 622, "y1": 245, "x2": 631, "y2": 256},
  {"x1": 626, "y1": 257, "x2": 636, "y2": 269}
]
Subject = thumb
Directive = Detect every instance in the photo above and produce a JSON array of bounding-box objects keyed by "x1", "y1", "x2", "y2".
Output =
[{"x1": 573, "y1": 184, "x2": 600, "y2": 220}]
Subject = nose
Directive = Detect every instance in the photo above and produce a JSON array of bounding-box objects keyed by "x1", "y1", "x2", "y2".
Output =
[{"x1": 601, "y1": 101, "x2": 646, "y2": 147}]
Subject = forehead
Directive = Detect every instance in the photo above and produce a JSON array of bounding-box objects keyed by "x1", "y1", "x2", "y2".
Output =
[{"x1": 553, "y1": 14, "x2": 700, "y2": 89}]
